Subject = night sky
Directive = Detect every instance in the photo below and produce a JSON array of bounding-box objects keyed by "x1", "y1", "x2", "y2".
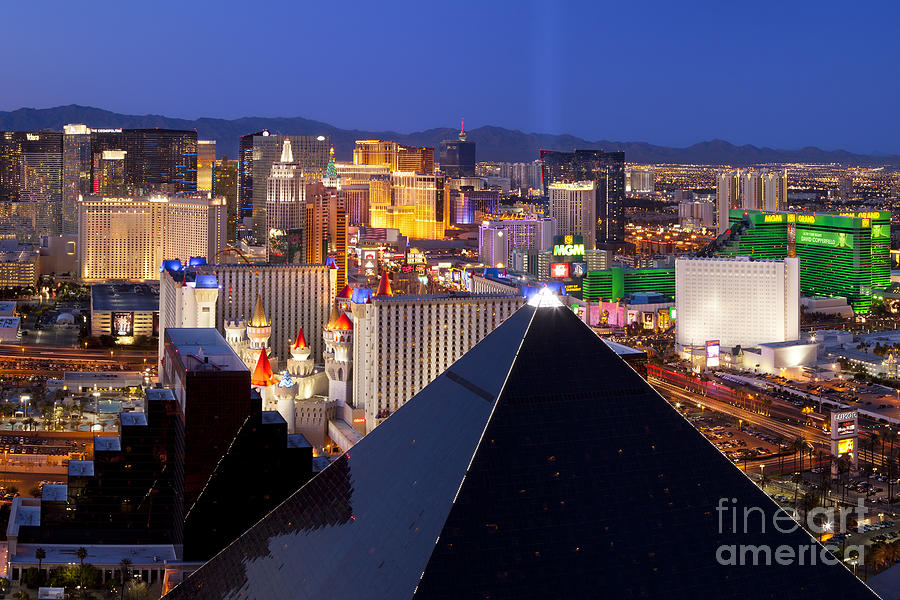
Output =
[{"x1": 2, "y1": 0, "x2": 899, "y2": 153}]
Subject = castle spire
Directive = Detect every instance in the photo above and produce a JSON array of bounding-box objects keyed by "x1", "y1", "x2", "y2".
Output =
[
  {"x1": 375, "y1": 271, "x2": 393, "y2": 297},
  {"x1": 326, "y1": 299, "x2": 342, "y2": 329},
  {"x1": 250, "y1": 293, "x2": 269, "y2": 327},
  {"x1": 292, "y1": 327, "x2": 307, "y2": 350}
]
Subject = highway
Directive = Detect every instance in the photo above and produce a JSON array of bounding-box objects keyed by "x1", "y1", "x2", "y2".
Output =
[
  {"x1": 651, "y1": 376, "x2": 894, "y2": 474},
  {"x1": 0, "y1": 343, "x2": 155, "y2": 371}
]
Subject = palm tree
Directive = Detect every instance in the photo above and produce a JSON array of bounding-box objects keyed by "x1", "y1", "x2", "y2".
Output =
[
  {"x1": 119, "y1": 558, "x2": 132, "y2": 600},
  {"x1": 12, "y1": 590, "x2": 30, "y2": 600},
  {"x1": 872, "y1": 432, "x2": 882, "y2": 470},
  {"x1": 791, "y1": 437, "x2": 805, "y2": 473},
  {"x1": 35, "y1": 547, "x2": 45, "y2": 574},
  {"x1": 819, "y1": 477, "x2": 833, "y2": 508},
  {"x1": 870, "y1": 542, "x2": 889, "y2": 574},
  {"x1": 885, "y1": 540, "x2": 900, "y2": 568},
  {"x1": 76, "y1": 546, "x2": 87, "y2": 566},
  {"x1": 792, "y1": 471, "x2": 805, "y2": 512}
]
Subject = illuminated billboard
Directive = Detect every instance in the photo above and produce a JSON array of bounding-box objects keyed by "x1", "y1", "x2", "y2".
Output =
[
  {"x1": 550, "y1": 263, "x2": 570, "y2": 278},
  {"x1": 286, "y1": 228, "x2": 304, "y2": 264},
  {"x1": 552, "y1": 234, "x2": 585, "y2": 260},
  {"x1": 829, "y1": 409, "x2": 859, "y2": 470},
  {"x1": 837, "y1": 438, "x2": 854, "y2": 456},
  {"x1": 837, "y1": 420, "x2": 855, "y2": 437},
  {"x1": 111, "y1": 312, "x2": 134, "y2": 337},
  {"x1": 796, "y1": 229, "x2": 854, "y2": 249},
  {"x1": 830, "y1": 410, "x2": 858, "y2": 439},
  {"x1": 705, "y1": 340, "x2": 720, "y2": 368},
  {"x1": 571, "y1": 262, "x2": 587, "y2": 278}
]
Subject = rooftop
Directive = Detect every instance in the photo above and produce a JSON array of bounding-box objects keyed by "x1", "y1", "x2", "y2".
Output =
[
  {"x1": 12, "y1": 544, "x2": 177, "y2": 566},
  {"x1": 371, "y1": 293, "x2": 520, "y2": 304},
  {"x1": 286, "y1": 433, "x2": 312, "y2": 449},
  {"x1": 0, "y1": 301, "x2": 16, "y2": 315},
  {"x1": 261, "y1": 411, "x2": 286, "y2": 426},
  {"x1": 63, "y1": 371, "x2": 142, "y2": 383},
  {"x1": 165, "y1": 328, "x2": 247, "y2": 373},
  {"x1": 40, "y1": 484, "x2": 67, "y2": 502},
  {"x1": 146, "y1": 388, "x2": 177, "y2": 403},
  {"x1": 759, "y1": 339, "x2": 818, "y2": 349},
  {"x1": 601, "y1": 339, "x2": 647, "y2": 357},
  {"x1": 91, "y1": 283, "x2": 159, "y2": 312},
  {"x1": 120, "y1": 412, "x2": 148, "y2": 427},
  {"x1": 68, "y1": 460, "x2": 94, "y2": 477},
  {"x1": 93, "y1": 437, "x2": 122, "y2": 452},
  {"x1": 16, "y1": 504, "x2": 40, "y2": 527},
  {"x1": 0, "y1": 317, "x2": 20, "y2": 328}
]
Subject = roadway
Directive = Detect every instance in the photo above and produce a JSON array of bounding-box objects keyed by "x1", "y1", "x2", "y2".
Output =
[
  {"x1": 0, "y1": 344, "x2": 156, "y2": 372},
  {"x1": 651, "y1": 378, "x2": 829, "y2": 447},
  {"x1": 651, "y1": 377, "x2": 893, "y2": 474}
]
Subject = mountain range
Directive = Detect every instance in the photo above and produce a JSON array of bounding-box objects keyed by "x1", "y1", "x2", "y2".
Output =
[{"x1": 1, "y1": 105, "x2": 898, "y2": 167}]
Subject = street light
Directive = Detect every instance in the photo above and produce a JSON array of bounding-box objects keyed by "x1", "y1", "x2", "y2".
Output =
[{"x1": 92, "y1": 391, "x2": 100, "y2": 432}]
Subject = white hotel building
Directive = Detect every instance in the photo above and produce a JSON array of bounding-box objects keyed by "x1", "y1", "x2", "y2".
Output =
[
  {"x1": 349, "y1": 293, "x2": 524, "y2": 433},
  {"x1": 77, "y1": 194, "x2": 226, "y2": 282},
  {"x1": 212, "y1": 263, "x2": 333, "y2": 362},
  {"x1": 675, "y1": 256, "x2": 800, "y2": 351},
  {"x1": 548, "y1": 182, "x2": 596, "y2": 250}
]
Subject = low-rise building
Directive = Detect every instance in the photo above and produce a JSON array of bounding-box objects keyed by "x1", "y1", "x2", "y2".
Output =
[
  {"x1": 0, "y1": 243, "x2": 39, "y2": 289},
  {"x1": 90, "y1": 283, "x2": 159, "y2": 341}
]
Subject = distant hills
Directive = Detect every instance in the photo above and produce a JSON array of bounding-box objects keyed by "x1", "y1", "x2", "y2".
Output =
[{"x1": 1, "y1": 105, "x2": 898, "y2": 167}]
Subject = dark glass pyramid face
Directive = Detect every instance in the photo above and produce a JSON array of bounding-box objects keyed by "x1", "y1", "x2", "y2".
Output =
[{"x1": 166, "y1": 305, "x2": 879, "y2": 600}]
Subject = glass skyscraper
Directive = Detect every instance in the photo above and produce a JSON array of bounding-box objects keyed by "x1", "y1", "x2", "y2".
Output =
[
  {"x1": 238, "y1": 132, "x2": 330, "y2": 240},
  {"x1": 438, "y1": 126, "x2": 475, "y2": 178},
  {"x1": 540, "y1": 149, "x2": 626, "y2": 245}
]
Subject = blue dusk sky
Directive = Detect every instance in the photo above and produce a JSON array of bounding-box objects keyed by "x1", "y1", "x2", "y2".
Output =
[{"x1": 2, "y1": 0, "x2": 899, "y2": 153}]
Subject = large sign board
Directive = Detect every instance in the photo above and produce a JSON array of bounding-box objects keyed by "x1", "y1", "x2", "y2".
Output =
[
  {"x1": 705, "y1": 340, "x2": 720, "y2": 368},
  {"x1": 796, "y1": 229, "x2": 854, "y2": 249},
  {"x1": 552, "y1": 234, "x2": 585, "y2": 261},
  {"x1": 111, "y1": 312, "x2": 134, "y2": 337},
  {"x1": 830, "y1": 408, "x2": 859, "y2": 478},
  {"x1": 550, "y1": 263, "x2": 570, "y2": 278}
]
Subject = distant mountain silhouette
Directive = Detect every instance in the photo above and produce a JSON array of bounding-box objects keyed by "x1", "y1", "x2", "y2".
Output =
[{"x1": 1, "y1": 105, "x2": 897, "y2": 166}]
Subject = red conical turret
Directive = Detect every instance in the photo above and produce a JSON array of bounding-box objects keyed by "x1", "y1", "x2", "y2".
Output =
[
  {"x1": 292, "y1": 327, "x2": 307, "y2": 350},
  {"x1": 375, "y1": 271, "x2": 393, "y2": 297},
  {"x1": 337, "y1": 285, "x2": 353, "y2": 299},
  {"x1": 333, "y1": 313, "x2": 353, "y2": 331},
  {"x1": 251, "y1": 349, "x2": 274, "y2": 386}
]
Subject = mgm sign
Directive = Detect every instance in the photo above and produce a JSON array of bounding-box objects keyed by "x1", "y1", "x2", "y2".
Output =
[{"x1": 830, "y1": 409, "x2": 858, "y2": 479}]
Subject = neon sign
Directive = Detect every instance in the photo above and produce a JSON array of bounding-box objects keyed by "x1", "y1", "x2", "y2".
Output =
[{"x1": 553, "y1": 244, "x2": 585, "y2": 257}]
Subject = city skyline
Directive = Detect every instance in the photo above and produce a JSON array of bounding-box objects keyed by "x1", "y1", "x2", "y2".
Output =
[{"x1": 2, "y1": 1, "x2": 900, "y2": 154}]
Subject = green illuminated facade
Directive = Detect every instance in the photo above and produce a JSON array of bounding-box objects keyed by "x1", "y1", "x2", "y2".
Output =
[
  {"x1": 718, "y1": 209, "x2": 890, "y2": 312},
  {"x1": 582, "y1": 267, "x2": 675, "y2": 302}
]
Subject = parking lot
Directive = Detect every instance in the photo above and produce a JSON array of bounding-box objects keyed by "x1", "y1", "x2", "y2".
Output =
[{"x1": 690, "y1": 413, "x2": 784, "y2": 463}]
